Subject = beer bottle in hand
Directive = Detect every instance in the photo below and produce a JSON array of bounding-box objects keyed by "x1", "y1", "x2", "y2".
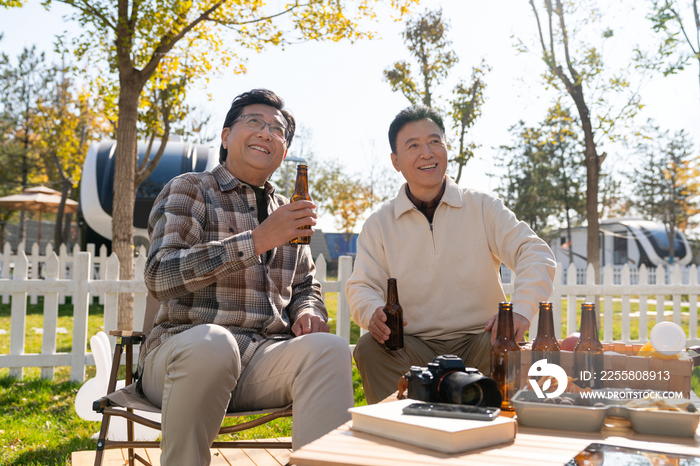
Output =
[
  {"x1": 383, "y1": 278, "x2": 404, "y2": 350},
  {"x1": 491, "y1": 302, "x2": 521, "y2": 411},
  {"x1": 290, "y1": 164, "x2": 312, "y2": 245},
  {"x1": 573, "y1": 302, "x2": 604, "y2": 389},
  {"x1": 532, "y1": 302, "x2": 561, "y2": 366}
]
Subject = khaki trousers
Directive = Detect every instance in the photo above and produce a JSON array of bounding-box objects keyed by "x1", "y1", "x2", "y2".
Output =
[
  {"x1": 142, "y1": 324, "x2": 354, "y2": 466},
  {"x1": 353, "y1": 332, "x2": 492, "y2": 404}
]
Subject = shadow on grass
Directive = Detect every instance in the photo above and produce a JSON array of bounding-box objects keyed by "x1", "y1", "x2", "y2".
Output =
[
  {"x1": 9, "y1": 436, "x2": 96, "y2": 466},
  {"x1": 1, "y1": 375, "x2": 97, "y2": 466}
]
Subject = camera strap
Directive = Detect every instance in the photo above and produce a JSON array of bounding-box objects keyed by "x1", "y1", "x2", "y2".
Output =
[{"x1": 397, "y1": 375, "x2": 409, "y2": 400}]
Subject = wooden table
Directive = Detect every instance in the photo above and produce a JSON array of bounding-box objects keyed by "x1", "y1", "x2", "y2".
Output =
[{"x1": 290, "y1": 408, "x2": 700, "y2": 466}]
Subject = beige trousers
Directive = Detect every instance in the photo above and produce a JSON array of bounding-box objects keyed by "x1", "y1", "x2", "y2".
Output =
[
  {"x1": 353, "y1": 332, "x2": 492, "y2": 404},
  {"x1": 142, "y1": 324, "x2": 353, "y2": 466}
]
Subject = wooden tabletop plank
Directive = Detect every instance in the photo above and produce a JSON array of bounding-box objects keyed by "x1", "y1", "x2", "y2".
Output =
[{"x1": 290, "y1": 420, "x2": 700, "y2": 466}]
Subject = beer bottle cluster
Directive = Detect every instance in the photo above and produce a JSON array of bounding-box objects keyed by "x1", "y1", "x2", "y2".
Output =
[
  {"x1": 531, "y1": 301, "x2": 604, "y2": 389},
  {"x1": 491, "y1": 300, "x2": 605, "y2": 406}
]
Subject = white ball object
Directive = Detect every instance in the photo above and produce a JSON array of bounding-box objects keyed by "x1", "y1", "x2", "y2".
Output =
[{"x1": 650, "y1": 322, "x2": 687, "y2": 356}]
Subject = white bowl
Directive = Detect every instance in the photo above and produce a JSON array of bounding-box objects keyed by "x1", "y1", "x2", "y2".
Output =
[{"x1": 650, "y1": 322, "x2": 687, "y2": 356}]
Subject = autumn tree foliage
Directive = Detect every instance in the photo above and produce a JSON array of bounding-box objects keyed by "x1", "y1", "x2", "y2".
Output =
[
  {"x1": 7, "y1": 0, "x2": 419, "y2": 329},
  {"x1": 35, "y1": 64, "x2": 109, "y2": 248},
  {"x1": 314, "y1": 164, "x2": 378, "y2": 239},
  {"x1": 384, "y1": 8, "x2": 490, "y2": 183},
  {"x1": 495, "y1": 103, "x2": 586, "y2": 247},
  {"x1": 645, "y1": 0, "x2": 700, "y2": 107},
  {"x1": 270, "y1": 128, "x2": 398, "y2": 239},
  {"x1": 0, "y1": 45, "x2": 53, "y2": 245},
  {"x1": 631, "y1": 125, "x2": 700, "y2": 263},
  {"x1": 384, "y1": 8, "x2": 458, "y2": 109},
  {"x1": 527, "y1": 0, "x2": 644, "y2": 279}
]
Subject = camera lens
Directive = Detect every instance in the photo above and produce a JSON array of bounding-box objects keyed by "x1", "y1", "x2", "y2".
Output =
[
  {"x1": 461, "y1": 383, "x2": 484, "y2": 405},
  {"x1": 439, "y1": 372, "x2": 486, "y2": 406}
]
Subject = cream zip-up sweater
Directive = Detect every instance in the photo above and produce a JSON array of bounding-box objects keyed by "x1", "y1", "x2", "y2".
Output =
[{"x1": 346, "y1": 177, "x2": 556, "y2": 340}]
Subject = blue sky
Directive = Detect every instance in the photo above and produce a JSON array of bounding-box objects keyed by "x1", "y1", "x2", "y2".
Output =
[{"x1": 2, "y1": 0, "x2": 699, "y2": 232}]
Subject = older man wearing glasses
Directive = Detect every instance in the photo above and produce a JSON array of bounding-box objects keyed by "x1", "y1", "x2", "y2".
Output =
[{"x1": 139, "y1": 89, "x2": 353, "y2": 466}]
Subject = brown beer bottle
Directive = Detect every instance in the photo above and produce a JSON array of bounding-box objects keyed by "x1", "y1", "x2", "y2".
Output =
[
  {"x1": 383, "y1": 278, "x2": 404, "y2": 350},
  {"x1": 573, "y1": 302, "x2": 604, "y2": 389},
  {"x1": 289, "y1": 164, "x2": 312, "y2": 245},
  {"x1": 491, "y1": 302, "x2": 521, "y2": 411},
  {"x1": 532, "y1": 302, "x2": 561, "y2": 366}
]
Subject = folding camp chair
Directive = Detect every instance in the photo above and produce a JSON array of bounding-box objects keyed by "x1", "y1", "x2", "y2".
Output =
[{"x1": 91, "y1": 295, "x2": 293, "y2": 466}]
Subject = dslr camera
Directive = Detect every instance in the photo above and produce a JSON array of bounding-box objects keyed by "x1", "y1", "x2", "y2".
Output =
[{"x1": 403, "y1": 355, "x2": 502, "y2": 407}]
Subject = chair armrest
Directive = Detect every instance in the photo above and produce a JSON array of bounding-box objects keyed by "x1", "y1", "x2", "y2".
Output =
[
  {"x1": 109, "y1": 330, "x2": 144, "y2": 337},
  {"x1": 93, "y1": 397, "x2": 110, "y2": 413},
  {"x1": 109, "y1": 330, "x2": 146, "y2": 346}
]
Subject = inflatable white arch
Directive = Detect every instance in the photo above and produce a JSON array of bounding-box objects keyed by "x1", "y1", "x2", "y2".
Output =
[{"x1": 74, "y1": 331, "x2": 161, "y2": 441}]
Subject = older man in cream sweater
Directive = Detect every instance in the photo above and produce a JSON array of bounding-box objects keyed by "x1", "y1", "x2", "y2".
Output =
[{"x1": 346, "y1": 105, "x2": 556, "y2": 404}]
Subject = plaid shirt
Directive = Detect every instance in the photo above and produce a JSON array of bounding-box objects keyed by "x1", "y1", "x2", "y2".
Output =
[{"x1": 139, "y1": 164, "x2": 326, "y2": 372}]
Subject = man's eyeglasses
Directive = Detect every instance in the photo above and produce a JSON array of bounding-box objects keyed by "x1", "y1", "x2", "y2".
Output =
[{"x1": 233, "y1": 114, "x2": 288, "y2": 141}]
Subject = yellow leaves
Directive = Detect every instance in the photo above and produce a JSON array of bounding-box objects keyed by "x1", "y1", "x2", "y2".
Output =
[
  {"x1": 33, "y1": 78, "x2": 109, "y2": 185},
  {"x1": 55, "y1": 0, "x2": 420, "y2": 177},
  {"x1": 328, "y1": 182, "x2": 375, "y2": 234},
  {"x1": 0, "y1": 0, "x2": 26, "y2": 8},
  {"x1": 608, "y1": 74, "x2": 631, "y2": 89},
  {"x1": 288, "y1": 0, "x2": 416, "y2": 44},
  {"x1": 66, "y1": 0, "x2": 419, "y2": 89}
]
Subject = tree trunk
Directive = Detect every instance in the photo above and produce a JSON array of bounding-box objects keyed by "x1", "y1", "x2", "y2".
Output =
[
  {"x1": 19, "y1": 134, "x2": 28, "y2": 248},
  {"x1": 454, "y1": 124, "x2": 466, "y2": 184},
  {"x1": 422, "y1": 65, "x2": 432, "y2": 108},
  {"x1": 18, "y1": 211, "x2": 27, "y2": 250},
  {"x1": 695, "y1": 0, "x2": 699, "y2": 111},
  {"x1": 113, "y1": 81, "x2": 142, "y2": 331},
  {"x1": 565, "y1": 204, "x2": 574, "y2": 265},
  {"x1": 568, "y1": 85, "x2": 601, "y2": 286},
  {"x1": 580, "y1": 123, "x2": 601, "y2": 327},
  {"x1": 63, "y1": 213, "x2": 73, "y2": 248},
  {"x1": 559, "y1": 150, "x2": 574, "y2": 265},
  {"x1": 583, "y1": 136, "x2": 600, "y2": 283},
  {"x1": 666, "y1": 223, "x2": 676, "y2": 265},
  {"x1": 54, "y1": 179, "x2": 72, "y2": 249}
]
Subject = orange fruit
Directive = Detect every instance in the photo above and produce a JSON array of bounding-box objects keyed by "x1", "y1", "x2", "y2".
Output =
[{"x1": 637, "y1": 341, "x2": 679, "y2": 360}]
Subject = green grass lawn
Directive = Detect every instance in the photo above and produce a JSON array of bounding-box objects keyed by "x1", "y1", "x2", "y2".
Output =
[
  {"x1": 0, "y1": 297, "x2": 105, "y2": 358},
  {"x1": 1, "y1": 294, "x2": 699, "y2": 465},
  {"x1": 0, "y1": 294, "x2": 364, "y2": 466},
  {"x1": 0, "y1": 376, "x2": 96, "y2": 466}
]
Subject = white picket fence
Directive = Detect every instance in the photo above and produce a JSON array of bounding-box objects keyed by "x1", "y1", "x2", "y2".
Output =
[
  {"x1": 2, "y1": 254, "x2": 699, "y2": 383},
  {"x1": 0, "y1": 250, "x2": 353, "y2": 383},
  {"x1": 552, "y1": 263, "x2": 699, "y2": 345},
  {"x1": 514, "y1": 263, "x2": 700, "y2": 347},
  {"x1": 0, "y1": 241, "x2": 130, "y2": 306}
]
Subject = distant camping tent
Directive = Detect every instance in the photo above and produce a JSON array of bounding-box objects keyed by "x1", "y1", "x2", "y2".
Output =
[{"x1": 0, "y1": 186, "x2": 78, "y2": 244}]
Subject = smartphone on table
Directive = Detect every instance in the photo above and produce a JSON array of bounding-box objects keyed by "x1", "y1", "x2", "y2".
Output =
[{"x1": 402, "y1": 402, "x2": 500, "y2": 421}]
